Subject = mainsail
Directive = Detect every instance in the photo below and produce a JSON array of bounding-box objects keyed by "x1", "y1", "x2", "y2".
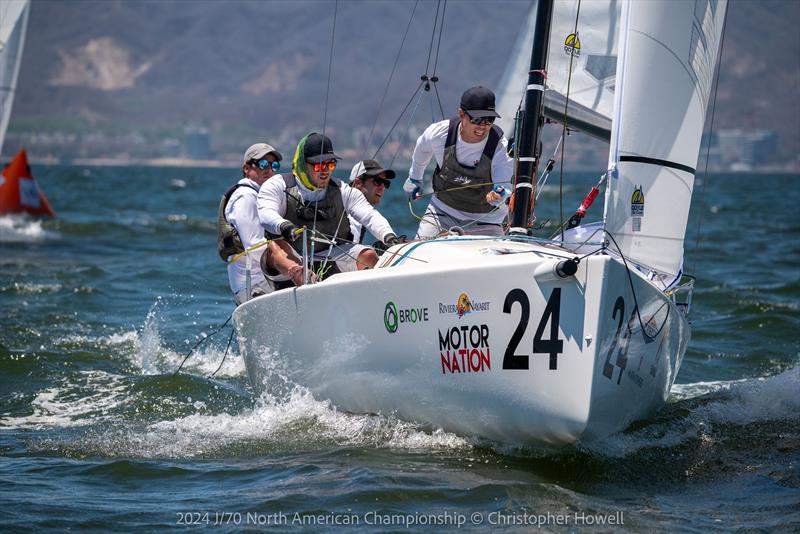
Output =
[
  {"x1": 496, "y1": 0, "x2": 621, "y2": 141},
  {"x1": 0, "y1": 0, "x2": 29, "y2": 156},
  {"x1": 604, "y1": 0, "x2": 727, "y2": 279}
]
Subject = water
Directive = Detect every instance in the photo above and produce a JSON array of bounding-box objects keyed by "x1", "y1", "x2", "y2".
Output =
[{"x1": 1, "y1": 165, "x2": 798, "y2": 532}]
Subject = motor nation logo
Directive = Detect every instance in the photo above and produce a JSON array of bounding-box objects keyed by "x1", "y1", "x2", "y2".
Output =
[{"x1": 383, "y1": 301, "x2": 429, "y2": 333}]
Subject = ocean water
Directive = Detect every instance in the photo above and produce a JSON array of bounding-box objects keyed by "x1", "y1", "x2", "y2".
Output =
[{"x1": 1, "y1": 165, "x2": 798, "y2": 532}]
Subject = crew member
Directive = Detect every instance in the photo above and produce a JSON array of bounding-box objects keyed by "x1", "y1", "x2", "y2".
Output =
[
  {"x1": 403, "y1": 86, "x2": 513, "y2": 239},
  {"x1": 347, "y1": 159, "x2": 395, "y2": 243},
  {"x1": 217, "y1": 143, "x2": 283, "y2": 305},
  {"x1": 258, "y1": 133, "x2": 402, "y2": 286}
]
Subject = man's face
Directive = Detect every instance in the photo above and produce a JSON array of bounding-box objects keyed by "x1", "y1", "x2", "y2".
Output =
[
  {"x1": 458, "y1": 109, "x2": 493, "y2": 142},
  {"x1": 306, "y1": 159, "x2": 336, "y2": 188},
  {"x1": 244, "y1": 154, "x2": 279, "y2": 184},
  {"x1": 356, "y1": 174, "x2": 389, "y2": 206}
]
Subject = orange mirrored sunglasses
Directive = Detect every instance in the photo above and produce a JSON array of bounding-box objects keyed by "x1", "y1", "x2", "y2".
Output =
[{"x1": 307, "y1": 160, "x2": 337, "y2": 172}]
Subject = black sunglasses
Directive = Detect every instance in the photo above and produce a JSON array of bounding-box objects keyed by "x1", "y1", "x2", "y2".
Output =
[
  {"x1": 365, "y1": 176, "x2": 391, "y2": 188},
  {"x1": 464, "y1": 111, "x2": 495, "y2": 126}
]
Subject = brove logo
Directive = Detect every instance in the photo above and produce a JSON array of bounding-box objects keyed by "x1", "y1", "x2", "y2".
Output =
[
  {"x1": 384, "y1": 301, "x2": 398, "y2": 333},
  {"x1": 384, "y1": 301, "x2": 429, "y2": 333}
]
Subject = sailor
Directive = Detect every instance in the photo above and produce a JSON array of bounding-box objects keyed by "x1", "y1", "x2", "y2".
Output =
[
  {"x1": 403, "y1": 86, "x2": 514, "y2": 239},
  {"x1": 347, "y1": 159, "x2": 396, "y2": 243},
  {"x1": 258, "y1": 133, "x2": 403, "y2": 286},
  {"x1": 217, "y1": 143, "x2": 283, "y2": 305}
]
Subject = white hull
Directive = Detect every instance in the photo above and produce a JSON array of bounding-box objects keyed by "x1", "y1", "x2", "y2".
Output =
[{"x1": 233, "y1": 236, "x2": 689, "y2": 446}]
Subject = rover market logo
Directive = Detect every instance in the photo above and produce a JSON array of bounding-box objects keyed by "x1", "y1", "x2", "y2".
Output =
[
  {"x1": 564, "y1": 33, "x2": 581, "y2": 57},
  {"x1": 438, "y1": 292, "x2": 490, "y2": 319},
  {"x1": 384, "y1": 301, "x2": 429, "y2": 333}
]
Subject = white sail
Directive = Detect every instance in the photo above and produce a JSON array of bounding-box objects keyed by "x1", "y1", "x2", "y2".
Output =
[
  {"x1": 496, "y1": 0, "x2": 621, "y2": 141},
  {"x1": 604, "y1": 0, "x2": 727, "y2": 279},
  {"x1": 0, "y1": 0, "x2": 29, "y2": 156}
]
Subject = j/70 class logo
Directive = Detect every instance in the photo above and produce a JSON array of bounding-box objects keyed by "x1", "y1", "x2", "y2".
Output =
[{"x1": 384, "y1": 301, "x2": 429, "y2": 333}]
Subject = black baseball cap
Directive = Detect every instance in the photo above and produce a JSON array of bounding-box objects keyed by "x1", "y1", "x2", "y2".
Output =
[
  {"x1": 459, "y1": 86, "x2": 500, "y2": 118},
  {"x1": 303, "y1": 133, "x2": 341, "y2": 163},
  {"x1": 360, "y1": 160, "x2": 396, "y2": 180}
]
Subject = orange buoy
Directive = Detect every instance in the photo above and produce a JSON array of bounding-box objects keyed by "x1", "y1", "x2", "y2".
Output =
[{"x1": 0, "y1": 148, "x2": 56, "y2": 217}]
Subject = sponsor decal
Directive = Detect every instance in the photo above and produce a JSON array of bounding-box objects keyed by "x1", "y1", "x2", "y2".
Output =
[
  {"x1": 439, "y1": 324, "x2": 491, "y2": 374},
  {"x1": 438, "y1": 292, "x2": 490, "y2": 319},
  {"x1": 630, "y1": 186, "x2": 644, "y2": 232},
  {"x1": 564, "y1": 32, "x2": 581, "y2": 57},
  {"x1": 383, "y1": 301, "x2": 429, "y2": 334}
]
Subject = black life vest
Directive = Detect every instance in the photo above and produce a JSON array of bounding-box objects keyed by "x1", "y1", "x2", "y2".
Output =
[
  {"x1": 275, "y1": 175, "x2": 353, "y2": 255},
  {"x1": 432, "y1": 117, "x2": 503, "y2": 214},
  {"x1": 216, "y1": 181, "x2": 260, "y2": 261}
]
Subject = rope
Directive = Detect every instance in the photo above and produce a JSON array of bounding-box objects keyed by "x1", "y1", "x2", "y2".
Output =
[
  {"x1": 362, "y1": 0, "x2": 419, "y2": 159},
  {"x1": 690, "y1": 5, "x2": 729, "y2": 276},
  {"x1": 173, "y1": 314, "x2": 232, "y2": 376},
  {"x1": 209, "y1": 328, "x2": 235, "y2": 378}
]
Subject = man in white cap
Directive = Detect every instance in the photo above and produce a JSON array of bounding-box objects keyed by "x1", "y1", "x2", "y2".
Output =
[
  {"x1": 403, "y1": 86, "x2": 514, "y2": 239},
  {"x1": 216, "y1": 142, "x2": 283, "y2": 305},
  {"x1": 347, "y1": 159, "x2": 396, "y2": 243}
]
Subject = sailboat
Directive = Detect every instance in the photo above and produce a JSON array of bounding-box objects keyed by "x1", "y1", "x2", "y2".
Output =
[
  {"x1": 0, "y1": 0, "x2": 55, "y2": 217},
  {"x1": 233, "y1": 0, "x2": 727, "y2": 446}
]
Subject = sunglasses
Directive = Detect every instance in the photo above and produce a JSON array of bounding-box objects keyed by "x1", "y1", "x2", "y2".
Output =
[
  {"x1": 366, "y1": 177, "x2": 391, "y2": 188},
  {"x1": 253, "y1": 159, "x2": 280, "y2": 172},
  {"x1": 307, "y1": 160, "x2": 337, "y2": 172},
  {"x1": 464, "y1": 111, "x2": 495, "y2": 126}
]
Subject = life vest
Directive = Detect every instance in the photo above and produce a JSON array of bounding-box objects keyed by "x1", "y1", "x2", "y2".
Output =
[
  {"x1": 216, "y1": 181, "x2": 260, "y2": 261},
  {"x1": 277, "y1": 174, "x2": 353, "y2": 255},
  {"x1": 432, "y1": 117, "x2": 503, "y2": 214}
]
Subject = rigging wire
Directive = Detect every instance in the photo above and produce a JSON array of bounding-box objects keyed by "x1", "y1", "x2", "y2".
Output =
[
  {"x1": 430, "y1": 0, "x2": 447, "y2": 119},
  {"x1": 321, "y1": 0, "x2": 339, "y2": 141},
  {"x1": 362, "y1": 0, "x2": 419, "y2": 159},
  {"x1": 558, "y1": 0, "x2": 582, "y2": 242},
  {"x1": 690, "y1": 5, "x2": 729, "y2": 276}
]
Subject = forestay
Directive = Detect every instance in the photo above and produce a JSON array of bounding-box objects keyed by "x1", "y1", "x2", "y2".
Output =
[
  {"x1": 496, "y1": 0, "x2": 621, "y2": 141},
  {"x1": 604, "y1": 0, "x2": 727, "y2": 280},
  {"x1": 0, "y1": 0, "x2": 29, "y2": 155}
]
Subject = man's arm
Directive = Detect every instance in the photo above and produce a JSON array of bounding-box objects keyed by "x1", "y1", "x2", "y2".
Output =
[
  {"x1": 257, "y1": 175, "x2": 290, "y2": 234},
  {"x1": 226, "y1": 189, "x2": 267, "y2": 251},
  {"x1": 341, "y1": 183, "x2": 395, "y2": 243}
]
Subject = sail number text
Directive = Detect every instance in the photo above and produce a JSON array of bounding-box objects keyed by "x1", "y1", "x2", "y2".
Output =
[{"x1": 502, "y1": 288, "x2": 563, "y2": 370}]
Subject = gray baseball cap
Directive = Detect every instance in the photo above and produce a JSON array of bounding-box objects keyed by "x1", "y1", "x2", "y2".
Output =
[{"x1": 243, "y1": 143, "x2": 282, "y2": 164}]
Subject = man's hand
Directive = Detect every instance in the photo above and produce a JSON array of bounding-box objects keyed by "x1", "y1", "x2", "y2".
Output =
[
  {"x1": 383, "y1": 233, "x2": 408, "y2": 246},
  {"x1": 403, "y1": 177, "x2": 422, "y2": 201},
  {"x1": 486, "y1": 185, "x2": 509, "y2": 207},
  {"x1": 279, "y1": 221, "x2": 301, "y2": 242}
]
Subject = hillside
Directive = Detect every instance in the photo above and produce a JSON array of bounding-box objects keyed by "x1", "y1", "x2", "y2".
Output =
[{"x1": 6, "y1": 0, "x2": 799, "y2": 166}]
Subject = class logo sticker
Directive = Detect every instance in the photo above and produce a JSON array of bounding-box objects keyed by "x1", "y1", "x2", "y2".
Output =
[
  {"x1": 564, "y1": 33, "x2": 581, "y2": 57},
  {"x1": 384, "y1": 301, "x2": 429, "y2": 333},
  {"x1": 439, "y1": 292, "x2": 490, "y2": 319},
  {"x1": 630, "y1": 186, "x2": 645, "y2": 232}
]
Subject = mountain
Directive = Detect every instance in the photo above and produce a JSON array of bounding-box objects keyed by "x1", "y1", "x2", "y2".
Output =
[{"x1": 6, "y1": 0, "x2": 799, "y2": 167}]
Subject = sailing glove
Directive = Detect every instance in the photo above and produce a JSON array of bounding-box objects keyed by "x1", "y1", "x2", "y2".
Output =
[
  {"x1": 383, "y1": 233, "x2": 408, "y2": 246},
  {"x1": 403, "y1": 177, "x2": 422, "y2": 201},
  {"x1": 279, "y1": 222, "x2": 301, "y2": 242}
]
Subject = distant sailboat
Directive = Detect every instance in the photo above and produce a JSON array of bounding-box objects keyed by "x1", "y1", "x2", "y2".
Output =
[{"x1": 0, "y1": 0, "x2": 55, "y2": 217}]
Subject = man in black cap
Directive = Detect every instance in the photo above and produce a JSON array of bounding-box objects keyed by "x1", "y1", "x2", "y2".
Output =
[
  {"x1": 257, "y1": 133, "x2": 403, "y2": 287},
  {"x1": 347, "y1": 159, "x2": 395, "y2": 243},
  {"x1": 216, "y1": 142, "x2": 283, "y2": 305},
  {"x1": 403, "y1": 86, "x2": 514, "y2": 238}
]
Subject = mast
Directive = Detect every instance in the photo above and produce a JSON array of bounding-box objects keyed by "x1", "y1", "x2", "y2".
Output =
[{"x1": 509, "y1": 0, "x2": 554, "y2": 234}]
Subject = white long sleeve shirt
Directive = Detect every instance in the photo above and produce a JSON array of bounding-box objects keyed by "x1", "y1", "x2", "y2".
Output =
[
  {"x1": 224, "y1": 178, "x2": 268, "y2": 294},
  {"x1": 258, "y1": 175, "x2": 395, "y2": 243},
  {"x1": 408, "y1": 119, "x2": 514, "y2": 224}
]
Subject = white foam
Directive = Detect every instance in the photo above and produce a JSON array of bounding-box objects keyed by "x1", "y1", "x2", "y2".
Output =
[
  {"x1": 0, "y1": 214, "x2": 57, "y2": 242},
  {"x1": 0, "y1": 370, "x2": 130, "y2": 430},
  {"x1": 584, "y1": 365, "x2": 800, "y2": 457},
  {"x1": 75, "y1": 386, "x2": 470, "y2": 458},
  {"x1": 1, "y1": 282, "x2": 62, "y2": 294}
]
